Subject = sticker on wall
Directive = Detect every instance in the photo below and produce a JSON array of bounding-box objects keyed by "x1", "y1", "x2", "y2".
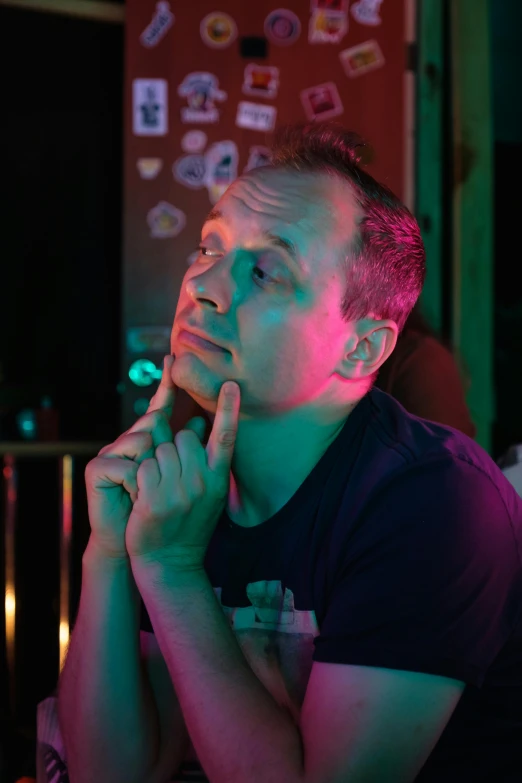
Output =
[
  {"x1": 137, "y1": 158, "x2": 163, "y2": 179},
  {"x1": 264, "y1": 9, "x2": 301, "y2": 46},
  {"x1": 133, "y1": 78, "x2": 168, "y2": 136},
  {"x1": 300, "y1": 82, "x2": 344, "y2": 121},
  {"x1": 236, "y1": 101, "x2": 277, "y2": 132},
  {"x1": 339, "y1": 39, "x2": 384, "y2": 77},
  {"x1": 351, "y1": 0, "x2": 383, "y2": 26},
  {"x1": 308, "y1": 9, "x2": 348, "y2": 43},
  {"x1": 243, "y1": 145, "x2": 272, "y2": 173},
  {"x1": 173, "y1": 154, "x2": 207, "y2": 189},
  {"x1": 200, "y1": 12, "x2": 237, "y2": 48},
  {"x1": 140, "y1": 1, "x2": 174, "y2": 48},
  {"x1": 311, "y1": 0, "x2": 348, "y2": 10},
  {"x1": 181, "y1": 130, "x2": 207, "y2": 153},
  {"x1": 178, "y1": 72, "x2": 227, "y2": 124},
  {"x1": 204, "y1": 140, "x2": 239, "y2": 204},
  {"x1": 147, "y1": 201, "x2": 186, "y2": 238},
  {"x1": 242, "y1": 64, "x2": 279, "y2": 99}
]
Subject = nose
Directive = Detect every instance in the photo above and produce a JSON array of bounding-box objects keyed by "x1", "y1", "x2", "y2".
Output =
[{"x1": 184, "y1": 253, "x2": 236, "y2": 313}]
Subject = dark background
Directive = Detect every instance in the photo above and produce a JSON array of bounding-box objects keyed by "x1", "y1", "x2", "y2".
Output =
[{"x1": 0, "y1": 0, "x2": 521, "y2": 780}]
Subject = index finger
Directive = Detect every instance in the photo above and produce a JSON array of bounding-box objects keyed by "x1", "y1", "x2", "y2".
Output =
[
  {"x1": 146, "y1": 355, "x2": 177, "y2": 419},
  {"x1": 206, "y1": 381, "x2": 240, "y2": 476}
]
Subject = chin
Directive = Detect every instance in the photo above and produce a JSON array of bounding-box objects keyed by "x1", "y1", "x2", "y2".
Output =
[{"x1": 172, "y1": 353, "x2": 224, "y2": 408}]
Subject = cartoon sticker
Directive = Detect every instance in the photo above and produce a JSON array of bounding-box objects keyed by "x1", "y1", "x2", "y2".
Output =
[
  {"x1": 133, "y1": 78, "x2": 168, "y2": 136},
  {"x1": 242, "y1": 65, "x2": 279, "y2": 99},
  {"x1": 140, "y1": 1, "x2": 174, "y2": 48},
  {"x1": 351, "y1": 0, "x2": 383, "y2": 26},
  {"x1": 137, "y1": 158, "x2": 163, "y2": 179},
  {"x1": 264, "y1": 9, "x2": 301, "y2": 46},
  {"x1": 200, "y1": 12, "x2": 237, "y2": 48},
  {"x1": 181, "y1": 130, "x2": 207, "y2": 153},
  {"x1": 300, "y1": 82, "x2": 344, "y2": 121},
  {"x1": 311, "y1": 0, "x2": 348, "y2": 10},
  {"x1": 178, "y1": 72, "x2": 227, "y2": 124},
  {"x1": 243, "y1": 145, "x2": 272, "y2": 173},
  {"x1": 308, "y1": 10, "x2": 348, "y2": 44},
  {"x1": 147, "y1": 202, "x2": 186, "y2": 238},
  {"x1": 204, "y1": 140, "x2": 239, "y2": 204},
  {"x1": 173, "y1": 154, "x2": 207, "y2": 189},
  {"x1": 236, "y1": 101, "x2": 277, "y2": 132},
  {"x1": 339, "y1": 39, "x2": 384, "y2": 77}
]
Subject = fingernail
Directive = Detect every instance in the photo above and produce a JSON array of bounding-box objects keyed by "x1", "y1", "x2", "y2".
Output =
[{"x1": 223, "y1": 381, "x2": 238, "y2": 395}]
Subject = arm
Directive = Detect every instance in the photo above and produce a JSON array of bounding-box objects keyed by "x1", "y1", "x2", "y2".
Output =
[
  {"x1": 57, "y1": 538, "x2": 188, "y2": 783},
  {"x1": 133, "y1": 563, "x2": 464, "y2": 783}
]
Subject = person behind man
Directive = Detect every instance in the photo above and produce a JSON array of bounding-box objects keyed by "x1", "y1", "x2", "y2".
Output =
[
  {"x1": 58, "y1": 123, "x2": 522, "y2": 783},
  {"x1": 376, "y1": 302, "x2": 476, "y2": 437}
]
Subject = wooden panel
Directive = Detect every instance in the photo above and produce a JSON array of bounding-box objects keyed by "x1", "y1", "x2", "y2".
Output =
[
  {"x1": 416, "y1": 0, "x2": 444, "y2": 334},
  {"x1": 450, "y1": 0, "x2": 494, "y2": 452}
]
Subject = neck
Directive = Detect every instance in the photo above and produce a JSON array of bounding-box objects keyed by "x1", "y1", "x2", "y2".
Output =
[{"x1": 223, "y1": 401, "x2": 359, "y2": 527}]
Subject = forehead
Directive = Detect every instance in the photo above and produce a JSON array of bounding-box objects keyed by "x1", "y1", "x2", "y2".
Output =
[{"x1": 212, "y1": 167, "x2": 357, "y2": 241}]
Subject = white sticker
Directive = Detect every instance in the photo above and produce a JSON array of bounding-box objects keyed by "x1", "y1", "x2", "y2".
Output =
[
  {"x1": 351, "y1": 0, "x2": 383, "y2": 26},
  {"x1": 204, "y1": 141, "x2": 239, "y2": 204},
  {"x1": 178, "y1": 72, "x2": 227, "y2": 124},
  {"x1": 339, "y1": 39, "x2": 385, "y2": 77},
  {"x1": 147, "y1": 202, "x2": 186, "y2": 238},
  {"x1": 133, "y1": 78, "x2": 168, "y2": 136},
  {"x1": 137, "y1": 158, "x2": 163, "y2": 179},
  {"x1": 236, "y1": 101, "x2": 277, "y2": 132},
  {"x1": 243, "y1": 145, "x2": 272, "y2": 173},
  {"x1": 173, "y1": 154, "x2": 207, "y2": 189},
  {"x1": 181, "y1": 130, "x2": 207, "y2": 153},
  {"x1": 308, "y1": 10, "x2": 348, "y2": 44},
  {"x1": 140, "y1": 1, "x2": 174, "y2": 48},
  {"x1": 242, "y1": 64, "x2": 280, "y2": 99}
]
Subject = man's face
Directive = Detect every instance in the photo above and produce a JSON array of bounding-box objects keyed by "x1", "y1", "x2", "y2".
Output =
[{"x1": 171, "y1": 167, "x2": 362, "y2": 414}]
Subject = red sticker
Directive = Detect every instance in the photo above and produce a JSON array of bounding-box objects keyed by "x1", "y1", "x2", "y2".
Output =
[{"x1": 300, "y1": 82, "x2": 344, "y2": 121}]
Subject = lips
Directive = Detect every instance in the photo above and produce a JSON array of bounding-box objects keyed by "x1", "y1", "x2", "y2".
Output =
[
  {"x1": 177, "y1": 327, "x2": 228, "y2": 353},
  {"x1": 177, "y1": 320, "x2": 227, "y2": 348}
]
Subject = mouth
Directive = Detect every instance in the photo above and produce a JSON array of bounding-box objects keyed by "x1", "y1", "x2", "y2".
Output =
[{"x1": 177, "y1": 329, "x2": 228, "y2": 354}]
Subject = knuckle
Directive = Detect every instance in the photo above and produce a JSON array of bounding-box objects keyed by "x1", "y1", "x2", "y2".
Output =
[{"x1": 218, "y1": 429, "x2": 236, "y2": 447}]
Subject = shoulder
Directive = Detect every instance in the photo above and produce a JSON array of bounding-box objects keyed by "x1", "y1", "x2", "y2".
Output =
[{"x1": 344, "y1": 390, "x2": 522, "y2": 553}]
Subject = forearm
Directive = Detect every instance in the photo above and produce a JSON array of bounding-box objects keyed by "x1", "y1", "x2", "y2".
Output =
[
  {"x1": 133, "y1": 563, "x2": 305, "y2": 783},
  {"x1": 57, "y1": 538, "x2": 160, "y2": 783}
]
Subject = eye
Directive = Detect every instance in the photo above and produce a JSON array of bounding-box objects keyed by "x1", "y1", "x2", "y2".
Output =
[
  {"x1": 197, "y1": 245, "x2": 221, "y2": 258},
  {"x1": 252, "y1": 265, "x2": 276, "y2": 285}
]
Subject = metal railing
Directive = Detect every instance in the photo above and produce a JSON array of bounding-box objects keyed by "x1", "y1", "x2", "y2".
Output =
[{"x1": 1, "y1": 442, "x2": 104, "y2": 716}]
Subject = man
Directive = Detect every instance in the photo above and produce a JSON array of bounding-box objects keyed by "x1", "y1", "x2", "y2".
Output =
[{"x1": 58, "y1": 123, "x2": 522, "y2": 783}]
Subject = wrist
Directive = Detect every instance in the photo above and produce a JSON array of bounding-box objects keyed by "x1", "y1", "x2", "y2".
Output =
[{"x1": 83, "y1": 537, "x2": 131, "y2": 572}]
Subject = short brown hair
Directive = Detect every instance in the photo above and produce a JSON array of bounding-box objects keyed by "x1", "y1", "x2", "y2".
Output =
[{"x1": 270, "y1": 123, "x2": 426, "y2": 332}]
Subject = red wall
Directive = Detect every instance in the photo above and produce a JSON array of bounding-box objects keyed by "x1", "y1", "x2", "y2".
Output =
[{"x1": 122, "y1": 0, "x2": 409, "y2": 425}]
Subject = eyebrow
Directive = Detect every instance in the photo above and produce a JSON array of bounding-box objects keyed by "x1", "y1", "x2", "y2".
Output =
[{"x1": 203, "y1": 209, "x2": 306, "y2": 275}]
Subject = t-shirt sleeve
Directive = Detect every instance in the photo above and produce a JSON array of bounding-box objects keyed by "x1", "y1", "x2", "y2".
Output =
[{"x1": 313, "y1": 457, "x2": 522, "y2": 687}]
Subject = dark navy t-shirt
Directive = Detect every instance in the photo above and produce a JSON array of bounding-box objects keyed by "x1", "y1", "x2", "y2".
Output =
[{"x1": 141, "y1": 388, "x2": 522, "y2": 782}]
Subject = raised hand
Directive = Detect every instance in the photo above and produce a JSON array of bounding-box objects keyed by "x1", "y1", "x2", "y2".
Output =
[
  {"x1": 84, "y1": 355, "x2": 206, "y2": 560},
  {"x1": 125, "y1": 357, "x2": 240, "y2": 572}
]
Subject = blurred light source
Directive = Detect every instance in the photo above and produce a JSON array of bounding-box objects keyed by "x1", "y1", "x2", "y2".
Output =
[{"x1": 128, "y1": 358, "x2": 162, "y2": 387}]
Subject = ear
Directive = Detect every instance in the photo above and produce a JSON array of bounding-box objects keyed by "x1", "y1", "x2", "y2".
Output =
[{"x1": 336, "y1": 318, "x2": 398, "y2": 380}]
